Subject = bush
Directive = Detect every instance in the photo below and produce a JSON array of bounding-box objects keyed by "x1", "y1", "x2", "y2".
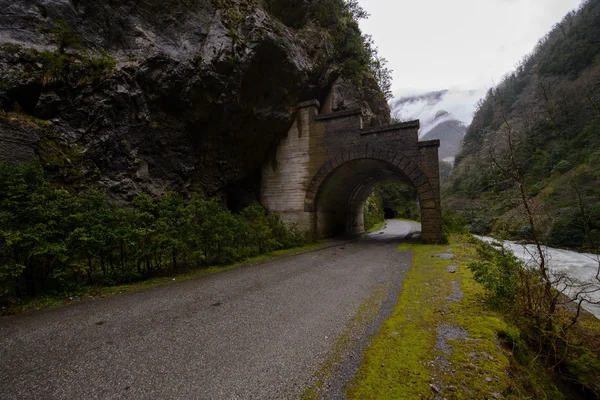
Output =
[
  {"x1": 468, "y1": 241, "x2": 521, "y2": 307},
  {"x1": 0, "y1": 161, "x2": 306, "y2": 298},
  {"x1": 364, "y1": 192, "x2": 384, "y2": 231}
]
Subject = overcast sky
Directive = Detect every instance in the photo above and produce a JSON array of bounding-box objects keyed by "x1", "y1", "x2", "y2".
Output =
[{"x1": 357, "y1": 0, "x2": 583, "y2": 125}]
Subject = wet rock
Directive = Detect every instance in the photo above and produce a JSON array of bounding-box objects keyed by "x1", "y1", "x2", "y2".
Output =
[
  {"x1": 436, "y1": 324, "x2": 468, "y2": 354},
  {"x1": 0, "y1": 0, "x2": 390, "y2": 203},
  {"x1": 447, "y1": 280, "x2": 463, "y2": 303},
  {"x1": 0, "y1": 119, "x2": 40, "y2": 164},
  {"x1": 446, "y1": 264, "x2": 458, "y2": 273},
  {"x1": 432, "y1": 253, "x2": 455, "y2": 260},
  {"x1": 323, "y1": 76, "x2": 390, "y2": 127},
  {"x1": 34, "y1": 92, "x2": 61, "y2": 120}
]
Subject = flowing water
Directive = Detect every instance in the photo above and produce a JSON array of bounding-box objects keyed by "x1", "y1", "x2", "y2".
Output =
[{"x1": 476, "y1": 236, "x2": 600, "y2": 319}]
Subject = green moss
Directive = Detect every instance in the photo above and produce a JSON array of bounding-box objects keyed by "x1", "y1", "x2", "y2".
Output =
[
  {"x1": 0, "y1": 110, "x2": 49, "y2": 128},
  {"x1": 18, "y1": 47, "x2": 117, "y2": 87},
  {"x1": 347, "y1": 235, "x2": 565, "y2": 399},
  {"x1": 303, "y1": 284, "x2": 388, "y2": 399},
  {"x1": 346, "y1": 242, "x2": 449, "y2": 399},
  {"x1": 1, "y1": 42, "x2": 22, "y2": 53}
]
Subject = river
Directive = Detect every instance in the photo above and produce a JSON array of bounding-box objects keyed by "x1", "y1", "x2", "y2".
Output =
[{"x1": 475, "y1": 236, "x2": 600, "y2": 319}]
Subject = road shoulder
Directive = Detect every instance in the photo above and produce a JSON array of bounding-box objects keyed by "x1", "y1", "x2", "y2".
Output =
[{"x1": 345, "y1": 234, "x2": 563, "y2": 399}]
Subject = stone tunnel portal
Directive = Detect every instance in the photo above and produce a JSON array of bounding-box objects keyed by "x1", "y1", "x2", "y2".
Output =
[
  {"x1": 313, "y1": 158, "x2": 417, "y2": 237},
  {"x1": 260, "y1": 99, "x2": 443, "y2": 244}
]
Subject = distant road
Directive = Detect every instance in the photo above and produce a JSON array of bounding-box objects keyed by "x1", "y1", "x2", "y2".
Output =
[{"x1": 0, "y1": 219, "x2": 420, "y2": 399}]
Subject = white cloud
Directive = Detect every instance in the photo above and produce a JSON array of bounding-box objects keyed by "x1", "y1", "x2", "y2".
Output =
[{"x1": 358, "y1": 0, "x2": 582, "y2": 124}]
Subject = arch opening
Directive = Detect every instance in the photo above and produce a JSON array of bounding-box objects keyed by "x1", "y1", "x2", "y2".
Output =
[
  {"x1": 313, "y1": 159, "x2": 421, "y2": 237},
  {"x1": 377, "y1": 183, "x2": 420, "y2": 221},
  {"x1": 384, "y1": 208, "x2": 396, "y2": 220}
]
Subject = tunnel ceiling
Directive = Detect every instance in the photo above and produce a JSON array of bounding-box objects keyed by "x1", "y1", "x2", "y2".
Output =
[{"x1": 315, "y1": 159, "x2": 414, "y2": 213}]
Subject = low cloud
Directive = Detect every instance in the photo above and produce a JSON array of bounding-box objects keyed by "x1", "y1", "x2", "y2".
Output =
[{"x1": 390, "y1": 88, "x2": 486, "y2": 136}]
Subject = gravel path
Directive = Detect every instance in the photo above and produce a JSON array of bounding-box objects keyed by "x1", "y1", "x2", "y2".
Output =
[{"x1": 0, "y1": 220, "x2": 419, "y2": 400}]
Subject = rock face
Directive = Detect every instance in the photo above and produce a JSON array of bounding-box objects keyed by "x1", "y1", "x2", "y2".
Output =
[
  {"x1": 322, "y1": 77, "x2": 390, "y2": 127},
  {"x1": 0, "y1": 118, "x2": 39, "y2": 164},
  {"x1": 0, "y1": 0, "x2": 390, "y2": 204}
]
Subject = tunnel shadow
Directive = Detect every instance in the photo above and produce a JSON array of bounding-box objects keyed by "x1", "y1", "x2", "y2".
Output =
[{"x1": 384, "y1": 208, "x2": 396, "y2": 219}]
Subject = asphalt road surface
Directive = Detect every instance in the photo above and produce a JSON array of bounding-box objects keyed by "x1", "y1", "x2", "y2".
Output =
[{"x1": 0, "y1": 219, "x2": 420, "y2": 400}]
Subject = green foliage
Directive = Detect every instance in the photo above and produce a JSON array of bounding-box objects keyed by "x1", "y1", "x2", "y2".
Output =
[
  {"x1": 467, "y1": 237, "x2": 600, "y2": 397},
  {"x1": 447, "y1": 0, "x2": 600, "y2": 250},
  {"x1": 46, "y1": 19, "x2": 82, "y2": 53},
  {"x1": 562, "y1": 345, "x2": 600, "y2": 394},
  {"x1": 310, "y1": 0, "x2": 392, "y2": 96},
  {"x1": 439, "y1": 160, "x2": 453, "y2": 183},
  {"x1": 551, "y1": 159, "x2": 571, "y2": 174},
  {"x1": 441, "y1": 210, "x2": 468, "y2": 243},
  {"x1": 18, "y1": 46, "x2": 117, "y2": 87},
  {"x1": 87, "y1": 49, "x2": 117, "y2": 77},
  {"x1": 537, "y1": 1, "x2": 600, "y2": 78},
  {"x1": 363, "y1": 192, "x2": 384, "y2": 231},
  {"x1": 376, "y1": 183, "x2": 419, "y2": 220},
  {"x1": 37, "y1": 50, "x2": 69, "y2": 85},
  {"x1": 0, "y1": 161, "x2": 305, "y2": 299},
  {"x1": 263, "y1": 0, "x2": 310, "y2": 28},
  {"x1": 467, "y1": 242, "x2": 520, "y2": 306}
]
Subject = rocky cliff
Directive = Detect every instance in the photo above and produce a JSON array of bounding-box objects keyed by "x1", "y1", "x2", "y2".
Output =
[{"x1": 0, "y1": 0, "x2": 390, "y2": 206}]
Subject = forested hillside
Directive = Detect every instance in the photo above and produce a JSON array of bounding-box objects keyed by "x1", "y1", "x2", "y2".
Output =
[{"x1": 445, "y1": 0, "x2": 600, "y2": 250}]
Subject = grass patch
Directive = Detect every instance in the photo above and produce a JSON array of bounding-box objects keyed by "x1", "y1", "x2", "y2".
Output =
[
  {"x1": 346, "y1": 234, "x2": 564, "y2": 399},
  {"x1": 366, "y1": 221, "x2": 386, "y2": 233},
  {"x1": 2, "y1": 242, "x2": 324, "y2": 316},
  {"x1": 302, "y1": 284, "x2": 389, "y2": 399},
  {"x1": 346, "y1": 240, "x2": 450, "y2": 399}
]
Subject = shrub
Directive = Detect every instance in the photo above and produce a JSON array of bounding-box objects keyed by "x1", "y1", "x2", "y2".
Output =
[
  {"x1": 468, "y1": 241, "x2": 521, "y2": 307},
  {"x1": 0, "y1": 161, "x2": 307, "y2": 298}
]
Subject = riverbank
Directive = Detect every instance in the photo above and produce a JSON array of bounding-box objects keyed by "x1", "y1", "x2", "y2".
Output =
[
  {"x1": 348, "y1": 234, "x2": 600, "y2": 399},
  {"x1": 476, "y1": 235, "x2": 600, "y2": 319}
]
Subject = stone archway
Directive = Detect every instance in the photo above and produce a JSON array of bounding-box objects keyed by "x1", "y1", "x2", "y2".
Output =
[
  {"x1": 303, "y1": 148, "x2": 441, "y2": 242},
  {"x1": 260, "y1": 100, "x2": 443, "y2": 243}
]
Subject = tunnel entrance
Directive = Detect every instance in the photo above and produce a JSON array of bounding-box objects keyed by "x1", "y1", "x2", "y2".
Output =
[
  {"x1": 384, "y1": 208, "x2": 396, "y2": 219},
  {"x1": 312, "y1": 158, "x2": 422, "y2": 238},
  {"x1": 261, "y1": 99, "x2": 443, "y2": 243}
]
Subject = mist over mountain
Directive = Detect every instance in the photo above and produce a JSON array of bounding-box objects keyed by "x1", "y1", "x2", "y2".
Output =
[
  {"x1": 390, "y1": 88, "x2": 482, "y2": 134},
  {"x1": 420, "y1": 111, "x2": 467, "y2": 162},
  {"x1": 446, "y1": 0, "x2": 600, "y2": 250},
  {"x1": 390, "y1": 90, "x2": 472, "y2": 161}
]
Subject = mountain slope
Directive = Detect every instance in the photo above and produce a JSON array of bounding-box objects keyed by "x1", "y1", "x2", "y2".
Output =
[
  {"x1": 420, "y1": 110, "x2": 466, "y2": 162},
  {"x1": 445, "y1": 0, "x2": 600, "y2": 249}
]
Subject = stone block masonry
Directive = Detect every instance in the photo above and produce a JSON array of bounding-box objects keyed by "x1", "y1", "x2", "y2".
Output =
[{"x1": 261, "y1": 100, "x2": 443, "y2": 243}]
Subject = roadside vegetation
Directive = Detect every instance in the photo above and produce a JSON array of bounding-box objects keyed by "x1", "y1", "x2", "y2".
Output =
[
  {"x1": 0, "y1": 161, "x2": 308, "y2": 312},
  {"x1": 437, "y1": 1, "x2": 600, "y2": 393},
  {"x1": 348, "y1": 233, "x2": 600, "y2": 399}
]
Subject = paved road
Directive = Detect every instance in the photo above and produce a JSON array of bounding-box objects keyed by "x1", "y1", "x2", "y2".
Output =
[{"x1": 0, "y1": 220, "x2": 420, "y2": 400}]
